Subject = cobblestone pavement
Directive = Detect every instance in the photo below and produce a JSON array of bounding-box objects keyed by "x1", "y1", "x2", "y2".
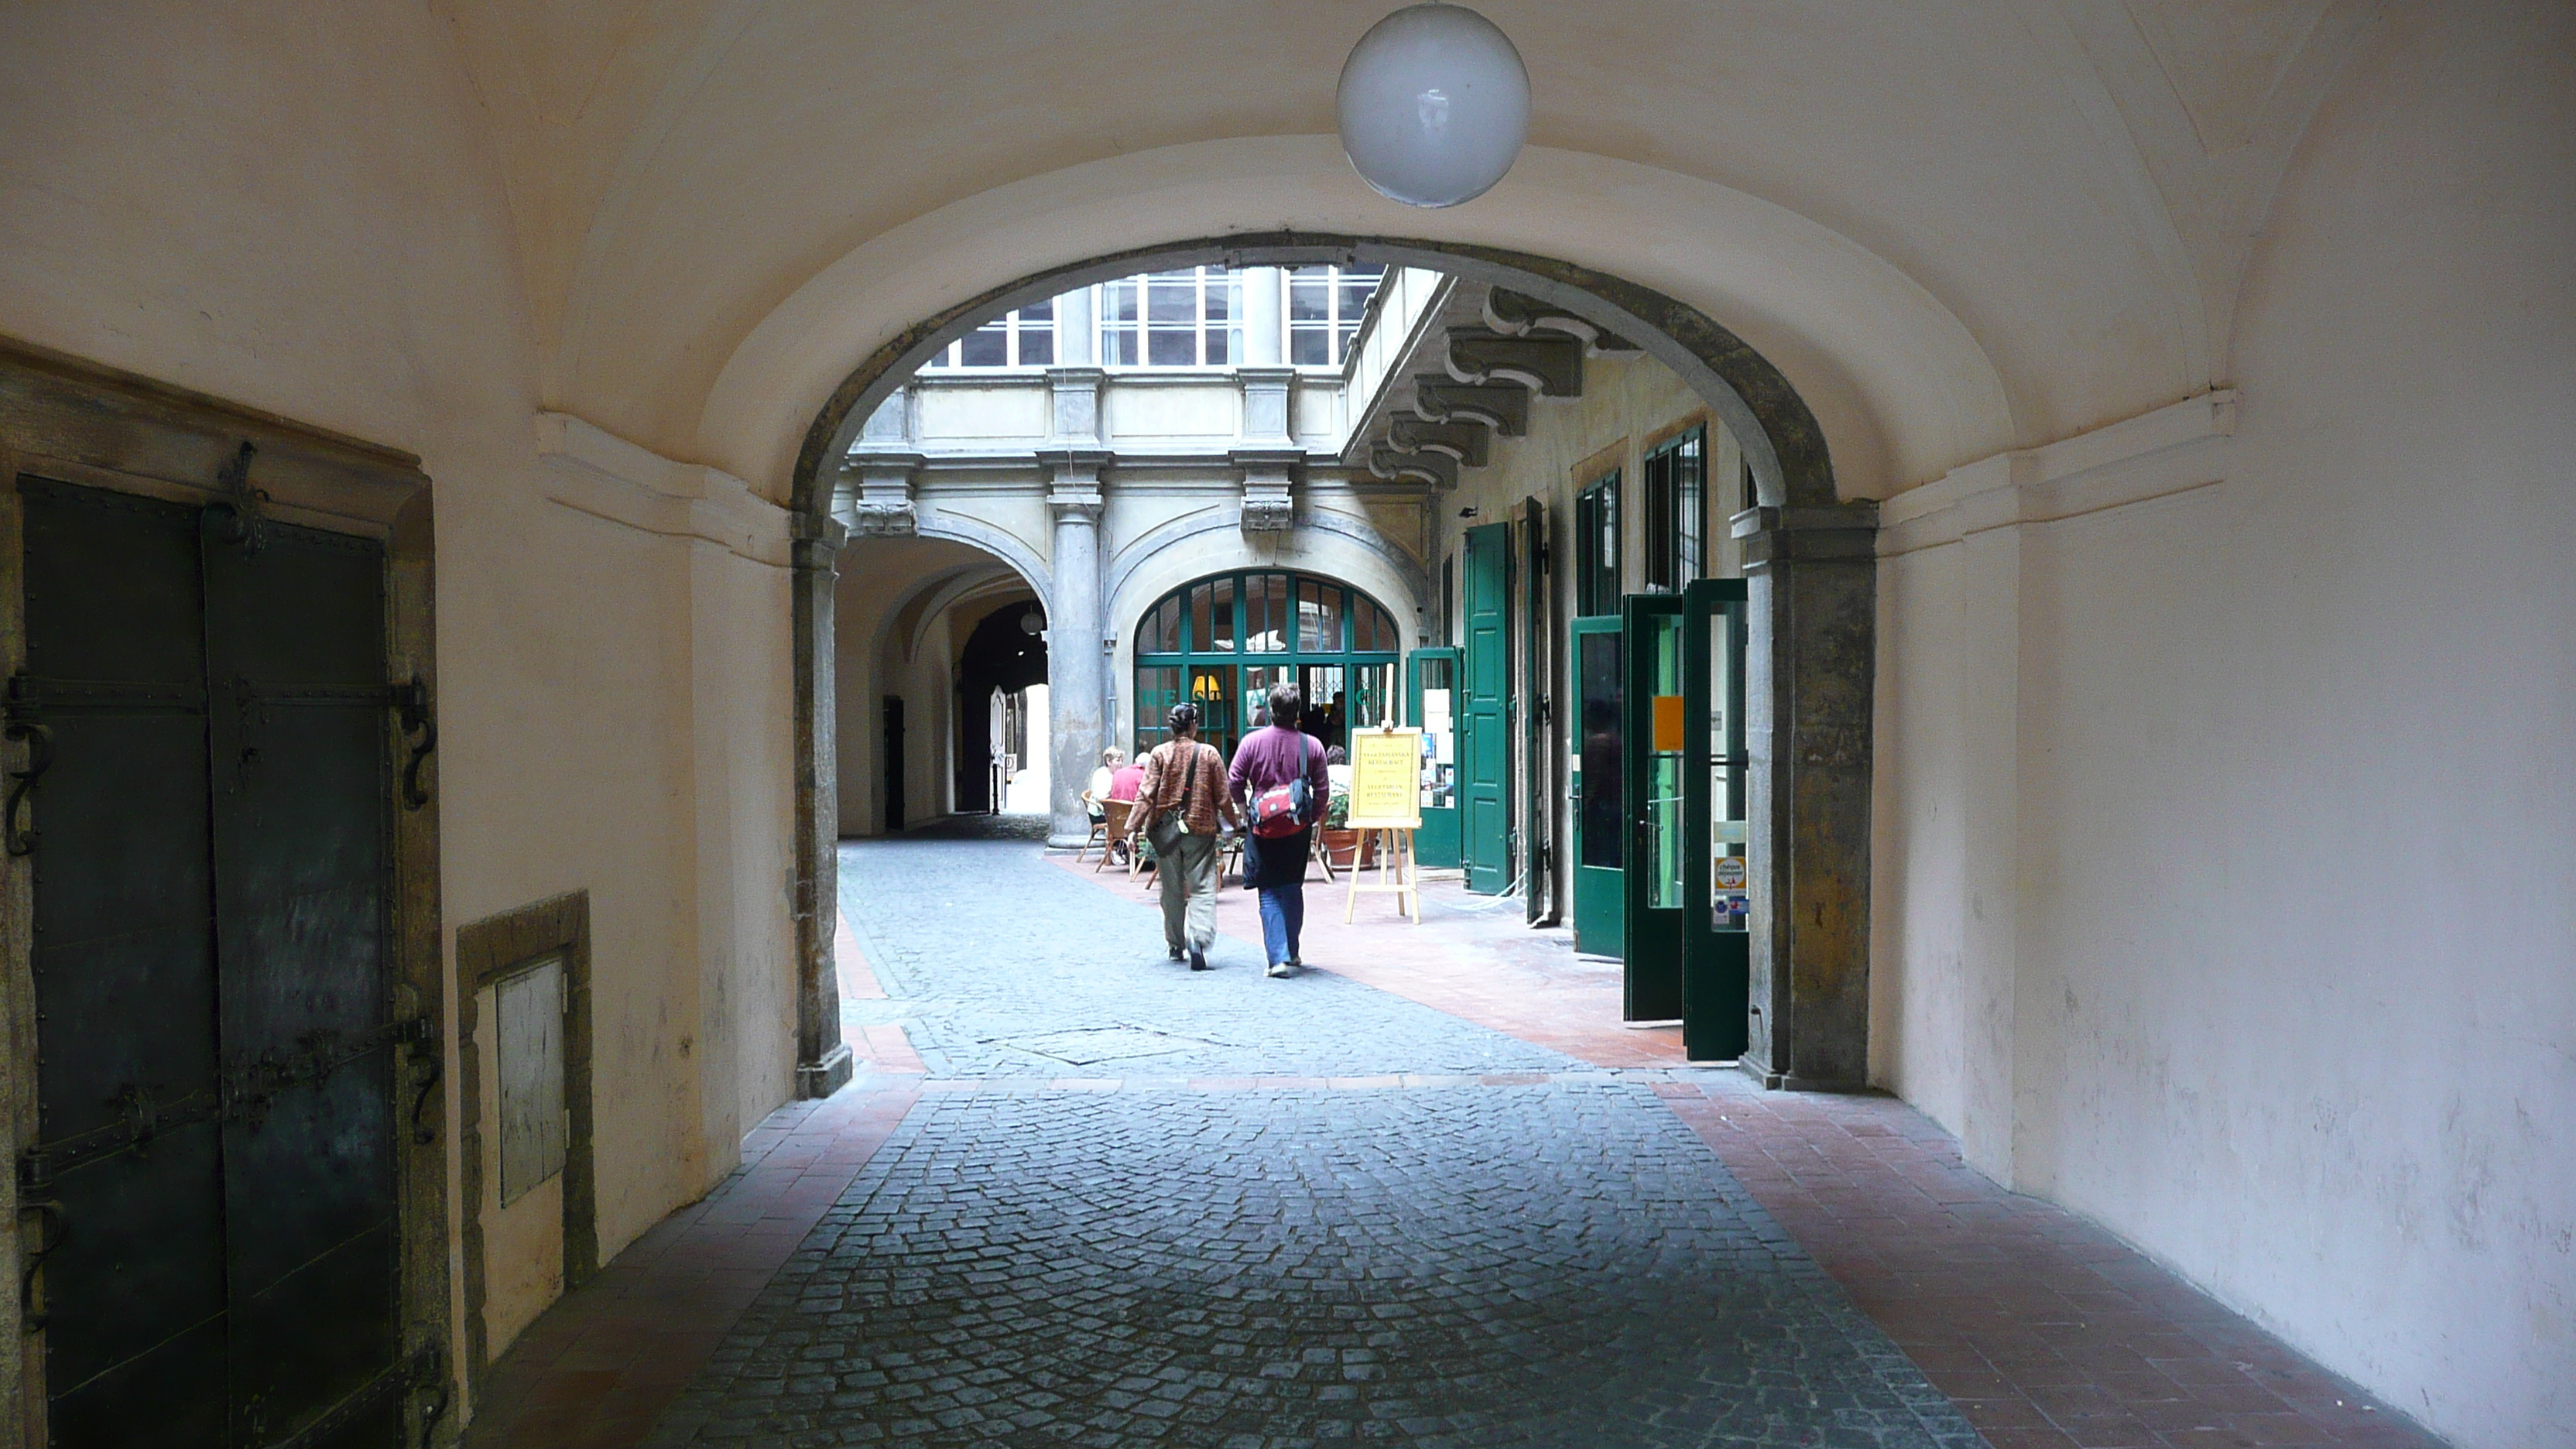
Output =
[
  {"x1": 646, "y1": 1080, "x2": 1982, "y2": 1449},
  {"x1": 838, "y1": 832, "x2": 1576, "y2": 1079},
  {"x1": 626, "y1": 835, "x2": 1996, "y2": 1446}
]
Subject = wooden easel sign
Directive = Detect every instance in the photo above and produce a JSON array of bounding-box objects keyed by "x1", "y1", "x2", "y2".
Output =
[{"x1": 1342, "y1": 726, "x2": 1423, "y2": 923}]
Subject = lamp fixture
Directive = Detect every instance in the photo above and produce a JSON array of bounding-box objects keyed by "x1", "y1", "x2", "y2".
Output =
[{"x1": 1336, "y1": 2, "x2": 1530, "y2": 208}]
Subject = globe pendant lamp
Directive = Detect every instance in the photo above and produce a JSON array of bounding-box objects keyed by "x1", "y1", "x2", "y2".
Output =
[{"x1": 1336, "y1": 2, "x2": 1530, "y2": 208}]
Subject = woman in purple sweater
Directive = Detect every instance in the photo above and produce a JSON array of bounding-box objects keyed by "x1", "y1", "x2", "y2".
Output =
[{"x1": 1229, "y1": 680, "x2": 1331, "y2": 978}]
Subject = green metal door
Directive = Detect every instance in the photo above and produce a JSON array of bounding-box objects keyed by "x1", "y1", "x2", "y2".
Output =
[
  {"x1": 1570, "y1": 615, "x2": 1623, "y2": 956},
  {"x1": 1458, "y1": 522, "x2": 1511, "y2": 894},
  {"x1": 1682, "y1": 579, "x2": 1752, "y2": 1060},
  {"x1": 1406, "y1": 648, "x2": 1462, "y2": 868},
  {"x1": 1622, "y1": 592, "x2": 1688, "y2": 1021}
]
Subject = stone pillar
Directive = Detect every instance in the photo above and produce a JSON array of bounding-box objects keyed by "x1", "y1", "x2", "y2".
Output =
[
  {"x1": 1733, "y1": 502, "x2": 1878, "y2": 1091},
  {"x1": 1242, "y1": 266, "x2": 1284, "y2": 365},
  {"x1": 1053, "y1": 285, "x2": 1096, "y2": 367},
  {"x1": 791, "y1": 511, "x2": 855, "y2": 1098},
  {"x1": 1043, "y1": 451, "x2": 1110, "y2": 848}
]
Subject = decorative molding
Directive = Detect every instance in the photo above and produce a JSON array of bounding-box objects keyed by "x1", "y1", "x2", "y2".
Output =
[
  {"x1": 536, "y1": 411, "x2": 793, "y2": 567},
  {"x1": 1046, "y1": 368, "x2": 1105, "y2": 446},
  {"x1": 1232, "y1": 446, "x2": 1300, "y2": 533},
  {"x1": 837, "y1": 450, "x2": 923, "y2": 536},
  {"x1": 1876, "y1": 391, "x2": 2238, "y2": 556}
]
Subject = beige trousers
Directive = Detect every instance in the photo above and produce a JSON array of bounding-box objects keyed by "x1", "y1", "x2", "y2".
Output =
[{"x1": 1153, "y1": 828, "x2": 1221, "y2": 954}]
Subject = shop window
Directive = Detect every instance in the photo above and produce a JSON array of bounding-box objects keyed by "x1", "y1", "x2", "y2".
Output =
[
  {"x1": 1576, "y1": 469, "x2": 1621, "y2": 616},
  {"x1": 1643, "y1": 427, "x2": 1707, "y2": 592}
]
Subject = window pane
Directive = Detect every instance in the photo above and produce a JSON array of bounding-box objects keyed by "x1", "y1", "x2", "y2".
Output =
[
  {"x1": 1020, "y1": 298, "x2": 1053, "y2": 323},
  {"x1": 1340, "y1": 278, "x2": 1377, "y2": 319},
  {"x1": 1336, "y1": 324, "x2": 1360, "y2": 362},
  {"x1": 1187, "y1": 583, "x2": 1214, "y2": 653},
  {"x1": 1102, "y1": 279, "x2": 1138, "y2": 323},
  {"x1": 1147, "y1": 276, "x2": 1197, "y2": 323},
  {"x1": 1206, "y1": 326, "x2": 1235, "y2": 365},
  {"x1": 1299, "y1": 579, "x2": 1341, "y2": 652},
  {"x1": 1290, "y1": 327, "x2": 1329, "y2": 366},
  {"x1": 924, "y1": 344, "x2": 951, "y2": 368},
  {"x1": 961, "y1": 326, "x2": 1006, "y2": 366},
  {"x1": 1205, "y1": 576, "x2": 1235, "y2": 651},
  {"x1": 1148, "y1": 327, "x2": 1196, "y2": 366},
  {"x1": 1138, "y1": 596, "x2": 1178, "y2": 654},
  {"x1": 1245, "y1": 574, "x2": 1286, "y2": 652},
  {"x1": 1289, "y1": 276, "x2": 1329, "y2": 321},
  {"x1": 1018, "y1": 328, "x2": 1053, "y2": 367},
  {"x1": 1204, "y1": 269, "x2": 1236, "y2": 321},
  {"x1": 1133, "y1": 666, "x2": 1180, "y2": 756},
  {"x1": 1105, "y1": 327, "x2": 1139, "y2": 366}
]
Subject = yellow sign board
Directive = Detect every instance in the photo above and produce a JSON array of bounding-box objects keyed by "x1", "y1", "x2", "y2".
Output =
[{"x1": 1345, "y1": 728, "x2": 1423, "y2": 829}]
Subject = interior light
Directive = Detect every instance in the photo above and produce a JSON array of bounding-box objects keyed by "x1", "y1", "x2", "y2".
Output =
[{"x1": 1336, "y1": 2, "x2": 1530, "y2": 208}]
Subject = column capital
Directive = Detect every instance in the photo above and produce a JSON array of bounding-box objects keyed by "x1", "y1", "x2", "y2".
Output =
[
  {"x1": 1043, "y1": 448, "x2": 1112, "y2": 520},
  {"x1": 1730, "y1": 502, "x2": 1879, "y2": 570}
]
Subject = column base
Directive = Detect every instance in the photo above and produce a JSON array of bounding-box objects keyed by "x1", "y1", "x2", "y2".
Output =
[
  {"x1": 797, "y1": 1041, "x2": 855, "y2": 1099},
  {"x1": 1738, "y1": 1058, "x2": 1873, "y2": 1094}
]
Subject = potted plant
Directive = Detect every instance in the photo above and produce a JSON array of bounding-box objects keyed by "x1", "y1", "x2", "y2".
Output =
[{"x1": 1317, "y1": 783, "x2": 1375, "y2": 867}]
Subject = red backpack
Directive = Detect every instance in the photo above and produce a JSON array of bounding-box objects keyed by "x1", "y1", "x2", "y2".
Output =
[{"x1": 1249, "y1": 736, "x2": 1321, "y2": 838}]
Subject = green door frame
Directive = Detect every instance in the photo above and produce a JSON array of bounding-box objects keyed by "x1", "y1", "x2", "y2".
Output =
[
  {"x1": 1569, "y1": 614, "x2": 1624, "y2": 958},
  {"x1": 1521, "y1": 496, "x2": 1550, "y2": 924},
  {"x1": 1459, "y1": 522, "x2": 1512, "y2": 894},
  {"x1": 1405, "y1": 647, "x2": 1463, "y2": 868},
  {"x1": 1683, "y1": 578, "x2": 1752, "y2": 1060},
  {"x1": 1622, "y1": 591, "x2": 1689, "y2": 1021}
]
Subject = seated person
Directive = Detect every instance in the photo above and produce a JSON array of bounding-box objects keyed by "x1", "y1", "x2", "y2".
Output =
[
  {"x1": 1324, "y1": 745, "x2": 1352, "y2": 796},
  {"x1": 1087, "y1": 746, "x2": 1128, "y2": 822}
]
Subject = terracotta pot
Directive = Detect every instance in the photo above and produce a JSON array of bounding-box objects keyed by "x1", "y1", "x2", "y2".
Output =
[{"x1": 1319, "y1": 827, "x2": 1366, "y2": 866}]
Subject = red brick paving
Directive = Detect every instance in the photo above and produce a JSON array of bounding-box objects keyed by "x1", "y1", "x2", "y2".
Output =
[
  {"x1": 460, "y1": 1079, "x2": 920, "y2": 1448},
  {"x1": 1660, "y1": 1084, "x2": 2442, "y2": 1449}
]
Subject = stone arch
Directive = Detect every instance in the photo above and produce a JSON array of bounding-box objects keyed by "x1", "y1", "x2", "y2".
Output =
[
  {"x1": 788, "y1": 233, "x2": 1840, "y2": 523},
  {"x1": 790, "y1": 232, "x2": 1878, "y2": 1105}
]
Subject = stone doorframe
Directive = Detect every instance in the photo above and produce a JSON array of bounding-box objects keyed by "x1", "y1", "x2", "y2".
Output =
[
  {"x1": 0, "y1": 335, "x2": 451, "y2": 1447},
  {"x1": 784, "y1": 233, "x2": 1879, "y2": 1095}
]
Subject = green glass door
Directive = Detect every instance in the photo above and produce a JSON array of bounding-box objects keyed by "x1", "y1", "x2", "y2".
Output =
[
  {"x1": 1682, "y1": 579, "x2": 1752, "y2": 1060},
  {"x1": 1459, "y1": 522, "x2": 1512, "y2": 894},
  {"x1": 1570, "y1": 616, "x2": 1624, "y2": 956},
  {"x1": 1406, "y1": 648, "x2": 1462, "y2": 868},
  {"x1": 1622, "y1": 592, "x2": 1688, "y2": 1021}
]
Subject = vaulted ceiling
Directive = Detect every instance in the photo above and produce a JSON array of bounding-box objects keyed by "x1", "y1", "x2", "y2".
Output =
[{"x1": 355, "y1": 2, "x2": 2390, "y2": 495}]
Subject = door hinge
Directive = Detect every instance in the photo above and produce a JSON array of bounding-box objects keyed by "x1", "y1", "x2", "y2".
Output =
[
  {"x1": 2, "y1": 673, "x2": 53, "y2": 858},
  {"x1": 392, "y1": 674, "x2": 435, "y2": 810}
]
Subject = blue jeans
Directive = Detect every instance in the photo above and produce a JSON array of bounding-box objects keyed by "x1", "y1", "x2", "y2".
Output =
[{"x1": 1257, "y1": 884, "x2": 1304, "y2": 966}]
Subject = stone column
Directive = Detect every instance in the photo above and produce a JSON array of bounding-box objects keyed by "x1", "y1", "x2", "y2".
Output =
[
  {"x1": 1043, "y1": 451, "x2": 1110, "y2": 848},
  {"x1": 1733, "y1": 501, "x2": 1878, "y2": 1091},
  {"x1": 790, "y1": 511, "x2": 855, "y2": 1098},
  {"x1": 1242, "y1": 265, "x2": 1284, "y2": 366}
]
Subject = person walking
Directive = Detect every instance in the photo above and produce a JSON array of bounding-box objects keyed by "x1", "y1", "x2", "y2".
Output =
[
  {"x1": 1123, "y1": 702, "x2": 1241, "y2": 971},
  {"x1": 1230, "y1": 680, "x2": 1329, "y2": 978}
]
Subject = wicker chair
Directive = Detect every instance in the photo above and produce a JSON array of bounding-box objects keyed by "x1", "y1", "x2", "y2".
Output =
[
  {"x1": 1097, "y1": 798, "x2": 1139, "y2": 873},
  {"x1": 1074, "y1": 793, "x2": 1110, "y2": 863}
]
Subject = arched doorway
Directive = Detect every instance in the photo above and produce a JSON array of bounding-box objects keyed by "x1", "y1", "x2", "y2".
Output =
[
  {"x1": 790, "y1": 235, "x2": 1878, "y2": 1102},
  {"x1": 1131, "y1": 570, "x2": 1403, "y2": 759}
]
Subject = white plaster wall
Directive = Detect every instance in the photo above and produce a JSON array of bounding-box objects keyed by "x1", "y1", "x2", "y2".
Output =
[
  {"x1": 1870, "y1": 9, "x2": 2576, "y2": 1444},
  {"x1": 0, "y1": 0, "x2": 807, "y2": 1376}
]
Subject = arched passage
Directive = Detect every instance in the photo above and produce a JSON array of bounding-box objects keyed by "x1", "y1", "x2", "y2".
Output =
[{"x1": 788, "y1": 238, "x2": 1880, "y2": 1105}]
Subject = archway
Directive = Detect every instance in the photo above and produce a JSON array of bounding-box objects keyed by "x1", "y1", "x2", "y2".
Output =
[{"x1": 786, "y1": 236, "x2": 1879, "y2": 1105}]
